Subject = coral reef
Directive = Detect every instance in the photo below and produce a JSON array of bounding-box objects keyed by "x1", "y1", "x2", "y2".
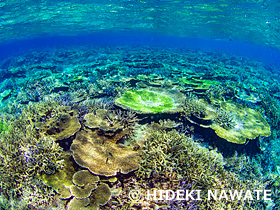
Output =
[
  {"x1": 0, "y1": 46, "x2": 279, "y2": 209},
  {"x1": 0, "y1": 100, "x2": 67, "y2": 208},
  {"x1": 40, "y1": 154, "x2": 76, "y2": 199},
  {"x1": 105, "y1": 126, "x2": 262, "y2": 209},
  {"x1": 45, "y1": 108, "x2": 81, "y2": 141}
]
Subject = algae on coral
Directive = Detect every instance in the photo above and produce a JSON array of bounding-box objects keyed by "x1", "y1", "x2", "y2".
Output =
[{"x1": 115, "y1": 88, "x2": 185, "y2": 114}]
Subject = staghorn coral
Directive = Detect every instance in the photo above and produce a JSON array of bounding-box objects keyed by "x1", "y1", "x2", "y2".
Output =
[
  {"x1": 0, "y1": 194, "x2": 29, "y2": 210},
  {"x1": 81, "y1": 98, "x2": 114, "y2": 114},
  {"x1": 0, "y1": 131, "x2": 63, "y2": 193},
  {"x1": 131, "y1": 129, "x2": 263, "y2": 209},
  {"x1": 0, "y1": 100, "x2": 65, "y2": 208},
  {"x1": 85, "y1": 108, "x2": 138, "y2": 131},
  {"x1": 213, "y1": 108, "x2": 235, "y2": 129},
  {"x1": 205, "y1": 84, "x2": 233, "y2": 101},
  {"x1": 183, "y1": 93, "x2": 208, "y2": 119}
]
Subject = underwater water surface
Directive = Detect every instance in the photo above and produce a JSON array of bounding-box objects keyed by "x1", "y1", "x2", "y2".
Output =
[{"x1": 1, "y1": 0, "x2": 280, "y2": 210}]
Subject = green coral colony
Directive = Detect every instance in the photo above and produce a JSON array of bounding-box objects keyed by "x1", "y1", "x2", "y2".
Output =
[
  {"x1": 115, "y1": 88, "x2": 185, "y2": 114},
  {"x1": 0, "y1": 47, "x2": 279, "y2": 210}
]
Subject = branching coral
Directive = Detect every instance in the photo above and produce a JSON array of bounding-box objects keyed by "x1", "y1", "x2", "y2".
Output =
[
  {"x1": 213, "y1": 108, "x2": 235, "y2": 129},
  {"x1": 0, "y1": 194, "x2": 28, "y2": 210},
  {"x1": 133, "y1": 128, "x2": 262, "y2": 209},
  {"x1": 83, "y1": 107, "x2": 139, "y2": 139},
  {"x1": 183, "y1": 94, "x2": 207, "y2": 119},
  {"x1": 0, "y1": 100, "x2": 65, "y2": 207}
]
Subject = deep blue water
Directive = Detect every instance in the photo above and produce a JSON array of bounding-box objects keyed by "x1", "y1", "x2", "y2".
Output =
[{"x1": 1, "y1": 33, "x2": 280, "y2": 68}]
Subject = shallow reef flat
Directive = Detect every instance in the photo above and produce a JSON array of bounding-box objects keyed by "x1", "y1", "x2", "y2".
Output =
[{"x1": 0, "y1": 46, "x2": 280, "y2": 209}]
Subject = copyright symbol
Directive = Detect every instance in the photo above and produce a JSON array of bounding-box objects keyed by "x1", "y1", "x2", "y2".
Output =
[{"x1": 129, "y1": 189, "x2": 141, "y2": 201}]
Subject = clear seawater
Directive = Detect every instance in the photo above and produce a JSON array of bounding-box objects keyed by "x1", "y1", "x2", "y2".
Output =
[{"x1": 0, "y1": 1, "x2": 280, "y2": 210}]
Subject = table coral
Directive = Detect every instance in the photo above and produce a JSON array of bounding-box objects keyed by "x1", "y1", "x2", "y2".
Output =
[
  {"x1": 115, "y1": 88, "x2": 185, "y2": 114},
  {"x1": 182, "y1": 77, "x2": 220, "y2": 92},
  {"x1": 71, "y1": 129, "x2": 140, "y2": 176},
  {"x1": 72, "y1": 170, "x2": 99, "y2": 187},
  {"x1": 210, "y1": 101, "x2": 271, "y2": 144},
  {"x1": 45, "y1": 109, "x2": 81, "y2": 141},
  {"x1": 40, "y1": 154, "x2": 76, "y2": 199},
  {"x1": 182, "y1": 96, "x2": 271, "y2": 144},
  {"x1": 67, "y1": 171, "x2": 111, "y2": 210},
  {"x1": 84, "y1": 109, "x2": 123, "y2": 132}
]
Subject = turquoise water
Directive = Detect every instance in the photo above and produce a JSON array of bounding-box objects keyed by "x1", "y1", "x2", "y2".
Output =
[{"x1": 0, "y1": 1, "x2": 280, "y2": 210}]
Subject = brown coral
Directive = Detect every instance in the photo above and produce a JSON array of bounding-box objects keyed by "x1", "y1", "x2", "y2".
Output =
[
  {"x1": 67, "y1": 197, "x2": 90, "y2": 210},
  {"x1": 72, "y1": 170, "x2": 99, "y2": 187},
  {"x1": 70, "y1": 184, "x2": 97, "y2": 199},
  {"x1": 89, "y1": 183, "x2": 111, "y2": 206},
  {"x1": 71, "y1": 129, "x2": 140, "y2": 176},
  {"x1": 46, "y1": 109, "x2": 81, "y2": 141},
  {"x1": 84, "y1": 109, "x2": 123, "y2": 132}
]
